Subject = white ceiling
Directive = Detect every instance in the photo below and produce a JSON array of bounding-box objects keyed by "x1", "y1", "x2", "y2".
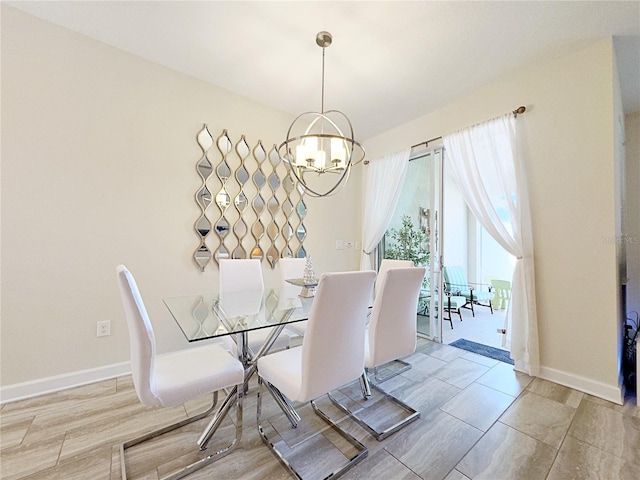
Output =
[{"x1": 7, "y1": 1, "x2": 640, "y2": 140}]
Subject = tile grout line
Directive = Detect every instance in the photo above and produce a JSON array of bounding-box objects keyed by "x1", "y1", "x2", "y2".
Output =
[
  {"x1": 54, "y1": 429, "x2": 67, "y2": 470},
  {"x1": 21, "y1": 415, "x2": 37, "y2": 448},
  {"x1": 382, "y1": 446, "x2": 425, "y2": 479},
  {"x1": 442, "y1": 376, "x2": 530, "y2": 480},
  {"x1": 382, "y1": 354, "x2": 524, "y2": 480},
  {"x1": 541, "y1": 394, "x2": 585, "y2": 480},
  {"x1": 563, "y1": 396, "x2": 638, "y2": 464}
]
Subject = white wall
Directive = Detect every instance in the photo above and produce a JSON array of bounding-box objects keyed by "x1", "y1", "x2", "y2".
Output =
[
  {"x1": 363, "y1": 39, "x2": 622, "y2": 401},
  {"x1": 0, "y1": 6, "x2": 361, "y2": 394},
  {"x1": 625, "y1": 112, "x2": 640, "y2": 316}
]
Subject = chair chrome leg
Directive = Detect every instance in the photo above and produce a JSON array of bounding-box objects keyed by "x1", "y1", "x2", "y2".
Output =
[
  {"x1": 257, "y1": 378, "x2": 368, "y2": 479},
  {"x1": 256, "y1": 378, "x2": 303, "y2": 479},
  {"x1": 197, "y1": 385, "x2": 240, "y2": 449},
  {"x1": 367, "y1": 359, "x2": 412, "y2": 384},
  {"x1": 327, "y1": 381, "x2": 420, "y2": 441},
  {"x1": 262, "y1": 378, "x2": 301, "y2": 428},
  {"x1": 360, "y1": 372, "x2": 372, "y2": 399},
  {"x1": 121, "y1": 388, "x2": 242, "y2": 480},
  {"x1": 310, "y1": 399, "x2": 369, "y2": 474},
  {"x1": 120, "y1": 392, "x2": 218, "y2": 479}
]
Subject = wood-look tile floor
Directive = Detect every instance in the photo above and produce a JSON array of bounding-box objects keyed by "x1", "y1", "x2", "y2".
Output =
[{"x1": 2, "y1": 338, "x2": 639, "y2": 480}]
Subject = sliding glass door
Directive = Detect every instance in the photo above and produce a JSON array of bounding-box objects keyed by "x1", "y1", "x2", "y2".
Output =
[
  {"x1": 422, "y1": 147, "x2": 444, "y2": 341},
  {"x1": 382, "y1": 145, "x2": 444, "y2": 341}
]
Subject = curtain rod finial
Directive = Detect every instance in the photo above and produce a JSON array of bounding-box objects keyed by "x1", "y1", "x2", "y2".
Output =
[{"x1": 513, "y1": 106, "x2": 526, "y2": 115}]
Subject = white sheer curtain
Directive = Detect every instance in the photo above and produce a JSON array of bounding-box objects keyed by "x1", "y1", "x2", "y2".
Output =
[
  {"x1": 360, "y1": 148, "x2": 411, "y2": 271},
  {"x1": 443, "y1": 114, "x2": 539, "y2": 375}
]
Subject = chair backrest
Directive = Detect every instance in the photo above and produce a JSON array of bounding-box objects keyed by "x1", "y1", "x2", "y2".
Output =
[
  {"x1": 491, "y1": 279, "x2": 511, "y2": 292},
  {"x1": 219, "y1": 259, "x2": 264, "y2": 293},
  {"x1": 376, "y1": 259, "x2": 413, "y2": 297},
  {"x1": 491, "y1": 279, "x2": 511, "y2": 308},
  {"x1": 219, "y1": 259, "x2": 265, "y2": 319},
  {"x1": 116, "y1": 265, "x2": 161, "y2": 407},
  {"x1": 298, "y1": 270, "x2": 376, "y2": 403},
  {"x1": 368, "y1": 267, "x2": 426, "y2": 368},
  {"x1": 279, "y1": 257, "x2": 307, "y2": 282},
  {"x1": 443, "y1": 266, "x2": 469, "y2": 292},
  {"x1": 279, "y1": 257, "x2": 307, "y2": 297}
]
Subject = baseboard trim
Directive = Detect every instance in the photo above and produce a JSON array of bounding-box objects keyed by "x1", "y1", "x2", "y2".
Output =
[
  {"x1": 0, "y1": 361, "x2": 131, "y2": 404},
  {"x1": 1, "y1": 361, "x2": 625, "y2": 406},
  {"x1": 538, "y1": 365, "x2": 623, "y2": 405}
]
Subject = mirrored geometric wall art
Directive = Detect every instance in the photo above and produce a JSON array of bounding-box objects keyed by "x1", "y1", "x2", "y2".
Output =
[
  {"x1": 193, "y1": 125, "x2": 307, "y2": 270},
  {"x1": 194, "y1": 125, "x2": 215, "y2": 271}
]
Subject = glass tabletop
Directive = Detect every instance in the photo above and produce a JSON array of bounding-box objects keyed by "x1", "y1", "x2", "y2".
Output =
[{"x1": 163, "y1": 288, "x2": 312, "y2": 342}]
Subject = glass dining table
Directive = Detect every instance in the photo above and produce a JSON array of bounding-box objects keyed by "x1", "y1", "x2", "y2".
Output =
[{"x1": 163, "y1": 286, "x2": 312, "y2": 450}]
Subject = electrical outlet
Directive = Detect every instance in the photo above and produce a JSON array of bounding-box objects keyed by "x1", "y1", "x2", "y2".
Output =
[{"x1": 97, "y1": 320, "x2": 111, "y2": 337}]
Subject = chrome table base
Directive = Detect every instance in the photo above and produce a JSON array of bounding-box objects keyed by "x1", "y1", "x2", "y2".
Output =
[{"x1": 196, "y1": 321, "x2": 290, "y2": 449}]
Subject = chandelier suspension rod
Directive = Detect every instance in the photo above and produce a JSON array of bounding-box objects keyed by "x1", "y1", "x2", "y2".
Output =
[
  {"x1": 315, "y1": 31, "x2": 332, "y2": 116},
  {"x1": 321, "y1": 44, "x2": 325, "y2": 115}
]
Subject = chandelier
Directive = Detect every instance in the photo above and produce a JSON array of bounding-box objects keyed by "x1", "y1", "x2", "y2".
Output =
[{"x1": 279, "y1": 31, "x2": 365, "y2": 197}]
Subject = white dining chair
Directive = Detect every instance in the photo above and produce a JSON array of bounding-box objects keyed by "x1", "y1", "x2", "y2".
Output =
[
  {"x1": 375, "y1": 259, "x2": 414, "y2": 298},
  {"x1": 279, "y1": 257, "x2": 308, "y2": 337},
  {"x1": 218, "y1": 258, "x2": 290, "y2": 354},
  {"x1": 116, "y1": 265, "x2": 244, "y2": 480},
  {"x1": 329, "y1": 266, "x2": 425, "y2": 441},
  {"x1": 256, "y1": 270, "x2": 376, "y2": 479},
  {"x1": 279, "y1": 256, "x2": 307, "y2": 288}
]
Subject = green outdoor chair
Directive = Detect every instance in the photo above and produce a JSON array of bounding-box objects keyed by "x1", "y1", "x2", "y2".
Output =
[
  {"x1": 491, "y1": 279, "x2": 511, "y2": 310},
  {"x1": 443, "y1": 266, "x2": 494, "y2": 316},
  {"x1": 419, "y1": 291, "x2": 467, "y2": 329}
]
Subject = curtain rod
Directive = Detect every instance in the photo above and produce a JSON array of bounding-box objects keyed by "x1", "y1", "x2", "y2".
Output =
[{"x1": 410, "y1": 105, "x2": 526, "y2": 149}]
